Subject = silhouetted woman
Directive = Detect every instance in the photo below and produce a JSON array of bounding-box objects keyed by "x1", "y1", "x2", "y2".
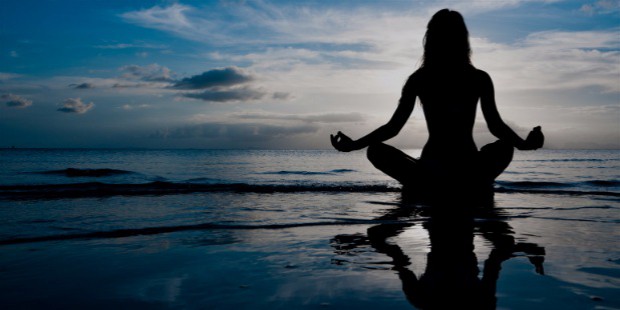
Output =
[{"x1": 331, "y1": 9, "x2": 543, "y2": 190}]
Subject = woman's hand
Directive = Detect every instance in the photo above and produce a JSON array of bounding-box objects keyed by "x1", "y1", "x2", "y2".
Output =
[
  {"x1": 330, "y1": 131, "x2": 357, "y2": 152},
  {"x1": 520, "y1": 126, "x2": 544, "y2": 150}
]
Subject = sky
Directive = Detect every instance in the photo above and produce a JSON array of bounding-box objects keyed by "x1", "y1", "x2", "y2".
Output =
[{"x1": 0, "y1": 0, "x2": 618, "y2": 149}]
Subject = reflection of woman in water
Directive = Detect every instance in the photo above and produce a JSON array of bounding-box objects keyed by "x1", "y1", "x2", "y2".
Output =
[
  {"x1": 331, "y1": 201, "x2": 546, "y2": 309},
  {"x1": 331, "y1": 9, "x2": 544, "y2": 188}
]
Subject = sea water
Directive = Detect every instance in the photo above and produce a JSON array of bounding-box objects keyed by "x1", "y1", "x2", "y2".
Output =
[{"x1": 0, "y1": 149, "x2": 618, "y2": 309}]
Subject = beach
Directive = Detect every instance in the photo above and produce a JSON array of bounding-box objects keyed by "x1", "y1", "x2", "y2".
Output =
[{"x1": 0, "y1": 149, "x2": 618, "y2": 309}]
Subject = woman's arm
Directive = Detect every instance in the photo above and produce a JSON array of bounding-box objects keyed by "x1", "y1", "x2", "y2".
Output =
[
  {"x1": 331, "y1": 78, "x2": 417, "y2": 152},
  {"x1": 479, "y1": 71, "x2": 543, "y2": 150},
  {"x1": 331, "y1": 100, "x2": 415, "y2": 152}
]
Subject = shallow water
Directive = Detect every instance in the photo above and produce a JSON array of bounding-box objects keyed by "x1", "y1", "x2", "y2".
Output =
[{"x1": 0, "y1": 149, "x2": 618, "y2": 309}]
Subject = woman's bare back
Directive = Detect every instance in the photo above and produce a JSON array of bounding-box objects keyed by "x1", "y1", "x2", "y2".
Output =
[{"x1": 404, "y1": 66, "x2": 485, "y2": 160}]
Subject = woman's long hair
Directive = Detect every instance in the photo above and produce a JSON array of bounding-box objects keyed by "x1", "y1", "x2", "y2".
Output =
[{"x1": 422, "y1": 9, "x2": 472, "y2": 68}]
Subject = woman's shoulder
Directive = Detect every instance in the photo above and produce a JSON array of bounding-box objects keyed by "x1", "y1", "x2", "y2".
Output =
[
  {"x1": 405, "y1": 67, "x2": 430, "y2": 85},
  {"x1": 472, "y1": 67, "x2": 492, "y2": 80},
  {"x1": 400, "y1": 68, "x2": 425, "y2": 97},
  {"x1": 408, "y1": 67, "x2": 425, "y2": 79},
  {"x1": 402, "y1": 68, "x2": 423, "y2": 88}
]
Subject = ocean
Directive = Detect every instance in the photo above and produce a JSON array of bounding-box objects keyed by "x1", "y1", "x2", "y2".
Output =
[{"x1": 0, "y1": 148, "x2": 618, "y2": 309}]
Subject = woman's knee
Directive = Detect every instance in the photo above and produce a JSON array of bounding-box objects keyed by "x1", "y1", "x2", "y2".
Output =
[
  {"x1": 480, "y1": 140, "x2": 514, "y2": 181},
  {"x1": 481, "y1": 140, "x2": 514, "y2": 159},
  {"x1": 366, "y1": 143, "x2": 384, "y2": 163},
  {"x1": 497, "y1": 140, "x2": 515, "y2": 160}
]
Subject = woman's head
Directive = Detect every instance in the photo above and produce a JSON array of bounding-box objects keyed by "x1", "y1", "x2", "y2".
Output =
[{"x1": 422, "y1": 9, "x2": 471, "y2": 68}]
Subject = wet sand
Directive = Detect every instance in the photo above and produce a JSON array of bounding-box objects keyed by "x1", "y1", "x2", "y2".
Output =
[{"x1": 0, "y1": 191, "x2": 618, "y2": 309}]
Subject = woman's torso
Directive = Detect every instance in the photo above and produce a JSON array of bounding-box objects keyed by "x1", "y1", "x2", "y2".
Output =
[{"x1": 407, "y1": 66, "x2": 483, "y2": 162}]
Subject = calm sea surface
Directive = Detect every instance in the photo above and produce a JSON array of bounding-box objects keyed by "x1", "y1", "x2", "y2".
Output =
[{"x1": 0, "y1": 149, "x2": 618, "y2": 309}]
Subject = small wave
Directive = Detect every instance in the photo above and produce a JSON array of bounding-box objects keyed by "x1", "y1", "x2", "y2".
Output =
[
  {"x1": 0, "y1": 181, "x2": 400, "y2": 200},
  {"x1": 494, "y1": 187, "x2": 620, "y2": 197},
  {"x1": 329, "y1": 169, "x2": 357, "y2": 173},
  {"x1": 18, "y1": 219, "x2": 57, "y2": 224},
  {"x1": 1, "y1": 180, "x2": 618, "y2": 200},
  {"x1": 36, "y1": 168, "x2": 134, "y2": 177},
  {"x1": 494, "y1": 179, "x2": 620, "y2": 197},
  {"x1": 184, "y1": 177, "x2": 232, "y2": 184},
  {"x1": 259, "y1": 169, "x2": 356, "y2": 175},
  {"x1": 498, "y1": 180, "x2": 620, "y2": 189},
  {"x1": 496, "y1": 181, "x2": 570, "y2": 188},
  {"x1": 503, "y1": 171, "x2": 558, "y2": 176},
  {"x1": 261, "y1": 170, "x2": 333, "y2": 175},
  {"x1": 585, "y1": 180, "x2": 620, "y2": 187},
  {"x1": 553, "y1": 205, "x2": 616, "y2": 211},
  {"x1": 517, "y1": 158, "x2": 613, "y2": 163},
  {"x1": 527, "y1": 216, "x2": 617, "y2": 224},
  {"x1": 0, "y1": 219, "x2": 416, "y2": 246}
]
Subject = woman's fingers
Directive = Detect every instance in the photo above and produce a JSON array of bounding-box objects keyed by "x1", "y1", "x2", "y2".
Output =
[
  {"x1": 524, "y1": 127, "x2": 544, "y2": 150},
  {"x1": 533, "y1": 130, "x2": 544, "y2": 148},
  {"x1": 330, "y1": 131, "x2": 354, "y2": 152},
  {"x1": 330, "y1": 134, "x2": 340, "y2": 147},
  {"x1": 330, "y1": 133, "x2": 345, "y2": 151}
]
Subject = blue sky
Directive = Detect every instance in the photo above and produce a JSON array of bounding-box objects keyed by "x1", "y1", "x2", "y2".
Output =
[{"x1": 1, "y1": 0, "x2": 618, "y2": 149}]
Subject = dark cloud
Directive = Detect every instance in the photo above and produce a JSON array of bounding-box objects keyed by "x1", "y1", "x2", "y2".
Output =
[
  {"x1": 183, "y1": 87, "x2": 266, "y2": 102},
  {"x1": 2, "y1": 93, "x2": 32, "y2": 108},
  {"x1": 236, "y1": 112, "x2": 366, "y2": 123},
  {"x1": 71, "y1": 82, "x2": 95, "y2": 89},
  {"x1": 151, "y1": 122, "x2": 318, "y2": 142},
  {"x1": 272, "y1": 92, "x2": 291, "y2": 100},
  {"x1": 112, "y1": 82, "x2": 151, "y2": 88},
  {"x1": 120, "y1": 64, "x2": 175, "y2": 82},
  {"x1": 173, "y1": 67, "x2": 253, "y2": 90},
  {"x1": 173, "y1": 67, "x2": 289, "y2": 103},
  {"x1": 57, "y1": 98, "x2": 95, "y2": 114},
  {"x1": 112, "y1": 64, "x2": 290, "y2": 103},
  {"x1": 296, "y1": 113, "x2": 365, "y2": 123}
]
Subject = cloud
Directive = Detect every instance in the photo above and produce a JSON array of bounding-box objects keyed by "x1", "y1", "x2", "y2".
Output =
[
  {"x1": 521, "y1": 29, "x2": 619, "y2": 49},
  {"x1": 151, "y1": 122, "x2": 319, "y2": 142},
  {"x1": 173, "y1": 67, "x2": 254, "y2": 90},
  {"x1": 120, "y1": 104, "x2": 151, "y2": 110},
  {"x1": 119, "y1": 3, "x2": 426, "y2": 96},
  {"x1": 71, "y1": 82, "x2": 95, "y2": 89},
  {"x1": 2, "y1": 93, "x2": 32, "y2": 108},
  {"x1": 475, "y1": 30, "x2": 620, "y2": 93},
  {"x1": 173, "y1": 67, "x2": 289, "y2": 102},
  {"x1": 0, "y1": 72, "x2": 22, "y2": 81},
  {"x1": 122, "y1": 3, "x2": 618, "y2": 96},
  {"x1": 112, "y1": 82, "x2": 151, "y2": 88},
  {"x1": 94, "y1": 42, "x2": 168, "y2": 49},
  {"x1": 121, "y1": 4, "x2": 194, "y2": 34},
  {"x1": 565, "y1": 104, "x2": 620, "y2": 115},
  {"x1": 2, "y1": 2, "x2": 611, "y2": 149},
  {"x1": 272, "y1": 92, "x2": 291, "y2": 100},
  {"x1": 580, "y1": 0, "x2": 620, "y2": 15},
  {"x1": 183, "y1": 87, "x2": 266, "y2": 102},
  {"x1": 122, "y1": 3, "x2": 413, "y2": 46},
  {"x1": 57, "y1": 98, "x2": 95, "y2": 114},
  {"x1": 120, "y1": 64, "x2": 175, "y2": 82},
  {"x1": 429, "y1": 0, "x2": 562, "y2": 14},
  {"x1": 234, "y1": 112, "x2": 366, "y2": 123}
]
